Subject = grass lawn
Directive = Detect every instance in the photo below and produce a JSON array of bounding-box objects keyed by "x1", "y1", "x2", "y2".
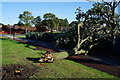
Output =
[
  {"x1": 14, "y1": 34, "x2": 26, "y2": 38},
  {"x1": 1, "y1": 37, "x2": 117, "y2": 78},
  {"x1": 2, "y1": 37, "x2": 46, "y2": 65}
]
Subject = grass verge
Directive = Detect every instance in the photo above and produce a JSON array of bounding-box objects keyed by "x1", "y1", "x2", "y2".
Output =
[
  {"x1": 1, "y1": 37, "x2": 117, "y2": 78},
  {"x1": 2, "y1": 37, "x2": 46, "y2": 65}
]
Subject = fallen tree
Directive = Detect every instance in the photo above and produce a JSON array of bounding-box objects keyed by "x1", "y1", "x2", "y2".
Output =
[
  {"x1": 52, "y1": 23, "x2": 98, "y2": 60},
  {"x1": 49, "y1": 1, "x2": 120, "y2": 60}
]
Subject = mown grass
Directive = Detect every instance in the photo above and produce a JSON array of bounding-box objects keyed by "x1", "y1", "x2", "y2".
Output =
[
  {"x1": 16, "y1": 36, "x2": 26, "y2": 38},
  {"x1": 14, "y1": 34, "x2": 26, "y2": 38},
  {"x1": 1, "y1": 37, "x2": 117, "y2": 78},
  {"x1": 32, "y1": 60, "x2": 117, "y2": 78},
  {"x1": 2, "y1": 37, "x2": 46, "y2": 65}
]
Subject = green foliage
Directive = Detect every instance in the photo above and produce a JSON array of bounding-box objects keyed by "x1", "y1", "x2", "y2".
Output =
[
  {"x1": 0, "y1": 23, "x2": 4, "y2": 25},
  {"x1": 32, "y1": 16, "x2": 43, "y2": 32},
  {"x1": 32, "y1": 16, "x2": 42, "y2": 26},
  {"x1": 26, "y1": 26, "x2": 77, "y2": 49},
  {"x1": 69, "y1": 21, "x2": 79, "y2": 28},
  {"x1": 43, "y1": 13, "x2": 69, "y2": 32},
  {"x1": 52, "y1": 2, "x2": 120, "y2": 52},
  {"x1": 43, "y1": 13, "x2": 57, "y2": 32},
  {"x1": 26, "y1": 32, "x2": 31, "y2": 39},
  {"x1": 73, "y1": 2, "x2": 120, "y2": 53},
  {"x1": 53, "y1": 25, "x2": 77, "y2": 49},
  {"x1": 59, "y1": 18, "x2": 69, "y2": 27},
  {"x1": 76, "y1": 2, "x2": 120, "y2": 39},
  {"x1": 24, "y1": 2, "x2": 120, "y2": 53},
  {"x1": 26, "y1": 32, "x2": 62, "y2": 44},
  {"x1": 19, "y1": 11, "x2": 34, "y2": 33},
  {"x1": 26, "y1": 32, "x2": 40, "y2": 40},
  {"x1": 43, "y1": 13, "x2": 56, "y2": 20},
  {"x1": 17, "y1": 21, "x2": 24, "y2": 26}
]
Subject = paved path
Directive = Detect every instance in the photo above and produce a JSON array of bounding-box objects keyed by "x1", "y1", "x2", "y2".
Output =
[
  {"x1": 83, "y1": 55, "x2": 120, "y2": 67},
  {"x1": 4, "y1": 35, "x2": 120, "y2": 78},
  {"x1": 67, "y1": 55, "x2": 120, "y2": 78}
]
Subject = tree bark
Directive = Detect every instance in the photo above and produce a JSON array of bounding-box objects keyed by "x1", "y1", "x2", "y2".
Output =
[
  {"x1": 74, "y1": 23, "x2": 81, "y2": 51},
  {"x1": 25, "y1": 28, "x2": 28, "y2": 34}
]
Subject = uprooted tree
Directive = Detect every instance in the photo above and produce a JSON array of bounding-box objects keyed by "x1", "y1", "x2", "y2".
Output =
[{"x1": 51, "y1": 1, "x2": 120, "y2": 60}]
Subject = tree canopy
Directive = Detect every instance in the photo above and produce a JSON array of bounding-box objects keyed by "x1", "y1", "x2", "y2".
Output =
[
  {"x1": 42, "y1": 13, "x2": 69, "y2": 32},
  {"x1": 54, "y1": 1, "x2": 120, "y2": 55},
  {"x1": 43, "y1": 13, "x2": 57, "y2": 32},
  {"x1": 19, "y1": 11, "x2": 34, "y2": 33},
  {"x1": 43, "y1": 13, "x2": 56, "y2": 20}
]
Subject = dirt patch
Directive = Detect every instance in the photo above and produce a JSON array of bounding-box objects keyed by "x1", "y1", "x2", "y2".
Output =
[{"x1": 2, "y1": 64, "x2": 40, "y2": 79}]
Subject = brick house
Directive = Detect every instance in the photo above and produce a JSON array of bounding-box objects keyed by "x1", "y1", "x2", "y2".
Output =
[{"x1": 0, "y1": 25, "x2": 37, "y2": 34}]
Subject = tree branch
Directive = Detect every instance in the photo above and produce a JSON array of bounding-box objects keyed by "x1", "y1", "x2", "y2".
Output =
[
  {"x1": 104, "y1": 2, "x2": 112, "y2": 7},
  {"x1": 79, "y1": 36, "x2": 90, "y2": 48},
  {"x1": 115, "y1": 1, "x2": 120, "y2": 8}
]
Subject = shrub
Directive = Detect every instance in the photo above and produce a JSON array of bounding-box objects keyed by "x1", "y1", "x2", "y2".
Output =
[
  {"x1": 38, "y1": 32, "x2": 44, "y2": 41},
  {"x1": 26, "y1": 32, "x2": 31, "y2": 39}
]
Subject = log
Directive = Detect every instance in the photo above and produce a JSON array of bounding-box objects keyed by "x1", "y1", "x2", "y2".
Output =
[
  {"x1": 52, "y1": 49, "x2": 87, "y2": 60},
  {"x1": 38, "y1": 49, "x2": 88, "y2": 63}
]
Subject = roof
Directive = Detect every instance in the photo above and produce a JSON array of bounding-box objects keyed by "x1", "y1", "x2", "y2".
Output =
[{"x1": 3, "y1": 25, "x2": 37, "y2": 31}]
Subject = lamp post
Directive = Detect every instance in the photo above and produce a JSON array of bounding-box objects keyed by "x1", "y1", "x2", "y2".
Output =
[{"x1": 9, "y1": 18, "x2": 11, "y2": 35}]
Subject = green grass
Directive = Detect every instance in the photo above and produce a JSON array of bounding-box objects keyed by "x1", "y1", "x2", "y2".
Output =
[
  {"x1": 32, "y1": 60, "x2": 117, "y2": 78},
  {"x1": 1, "y1": 37, "x2": 117, "y2": 78},
  {"x1": 2, "y1": 37, "x2": 46, "y2": 65},
  {"x1": 46, "y1": 31, "x2": 62, "y2": 33},
  {"x1": 15, "y1": 35, "x2": 26, "y2": 38}
]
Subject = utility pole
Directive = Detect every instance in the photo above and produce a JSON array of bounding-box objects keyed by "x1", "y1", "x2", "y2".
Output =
[{"x1": 9, "y1": 18, "x2": 11, "y2": 35}]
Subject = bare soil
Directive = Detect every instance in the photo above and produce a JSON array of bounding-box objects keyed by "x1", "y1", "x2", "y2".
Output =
[{"x1": 2, "y1": 64, "x2": 40, "y2": 79}]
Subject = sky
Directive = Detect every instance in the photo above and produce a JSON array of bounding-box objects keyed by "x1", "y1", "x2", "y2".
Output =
[
  {"x1": 1, "y1": 1, "x2": 119, "y2": 25},
  {"x1": 1, "y1": 2, "x2": 94, "y2": 25}
]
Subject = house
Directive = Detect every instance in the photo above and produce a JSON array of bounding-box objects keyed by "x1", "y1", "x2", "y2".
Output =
[
  {"x1": 0, "y1": 24, "x2": 2, "y2": 33},
  {"x1": 0, "y1": 25, "x2": 37, "y2": 34}
]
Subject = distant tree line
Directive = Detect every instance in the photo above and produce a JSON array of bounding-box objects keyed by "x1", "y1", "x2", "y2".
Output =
[{"x1": 16, "y1": 11, "x2": 69, "y2": 33}]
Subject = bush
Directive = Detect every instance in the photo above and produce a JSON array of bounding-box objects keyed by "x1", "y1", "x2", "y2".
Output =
[
  {"x1": 42, "y1": 33, "x2": 60, "y2": 42},
  {"x1": 38, "y1": 32, "x2": 44, "y2": 41},
  {"x1": 53, "y1": 32, "x2": 77, "y2": 49},
  {"x1": 25, "y1": 31, "x2": 77, "y2": 49},
  {"x1": 26, "y1": 32, "x2": 31, "y2": 39}
]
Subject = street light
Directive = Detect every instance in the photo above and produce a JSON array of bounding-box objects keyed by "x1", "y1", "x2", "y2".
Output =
[{"x1": 9, "y1": 18, "x2": 11, "y2": 35}]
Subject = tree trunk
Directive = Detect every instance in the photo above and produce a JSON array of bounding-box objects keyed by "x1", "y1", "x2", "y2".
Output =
[
  {"x1": 51, "y1": 28, "x2": 53, "y2": 33},
  {"x1": 111, "y1": 2, "x2": 116, "y2": 53},
  {"x1": 52, "y1": 49, "x2": 87, "y2": 60},
  {"x1": 74, "y1": 23, "x2": 81, "y2": 50},
  {"x1": 25, "y1": 27, "x2": 28, "y2": 34},
  {"x1": 51, "y1": 24, "x2": 89, "y2": 60}
]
